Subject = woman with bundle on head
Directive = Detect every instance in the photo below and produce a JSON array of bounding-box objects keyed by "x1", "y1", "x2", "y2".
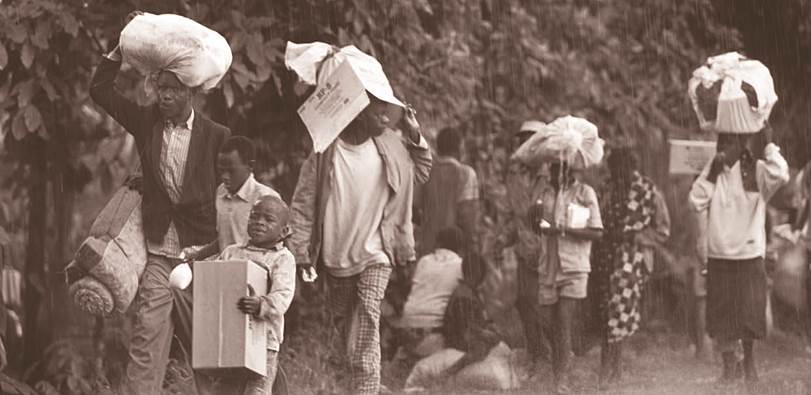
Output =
[{"x1": 688, "y1": 52, "x2": 788, "y2": 386}]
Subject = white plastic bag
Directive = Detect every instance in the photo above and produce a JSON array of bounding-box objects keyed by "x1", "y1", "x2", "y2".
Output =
[
  {"x1": 512, "y1": 115, "x2": 604, "y2": 168},
  {"x1": 687, "y1": 52, "x2": 777, "y2": 134},
  {"x1": 120, "y1": 13, "x2": 232, "y2": 90}
]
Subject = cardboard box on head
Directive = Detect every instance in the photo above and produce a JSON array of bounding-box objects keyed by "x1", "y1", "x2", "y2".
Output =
[
  {"x1": 286, "y1": 42, "x2": 405, "y2": 153},
  {"x1": 192, "y1": 260, "x2": 269, "y2": 376}
]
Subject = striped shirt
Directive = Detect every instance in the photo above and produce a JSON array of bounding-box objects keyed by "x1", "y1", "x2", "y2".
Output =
[{"x1": 147, "y1": 110, "x2": 194, "y2": 258}]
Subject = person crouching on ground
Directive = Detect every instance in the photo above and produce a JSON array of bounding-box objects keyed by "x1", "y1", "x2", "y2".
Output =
[
  {"x1": 530, "y1": 159, "x2": 603, "y2": 394},
  {"x1": 217, "y1": 195, "x2": 296, "y2": 394},
  {"x1": 689, "y1": 127, "x2": 789, "y2": 385},
  {"x1": 393, "y1": 227, "x2": 466, "y2": 362}
]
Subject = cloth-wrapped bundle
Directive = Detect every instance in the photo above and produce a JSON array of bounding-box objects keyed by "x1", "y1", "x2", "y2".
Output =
[
  {"x1": 687, "y1": 52, "x2": 777, "y2": 134},
  {"x1": 68, "y1": 186, "x2": 147, "y2": 315},
  {"x1": 120, "y1": 13, "x2": 232, "y2": 90},
  {"x1": 511, "y1": 115, "x2": 604, "y2": 168}
]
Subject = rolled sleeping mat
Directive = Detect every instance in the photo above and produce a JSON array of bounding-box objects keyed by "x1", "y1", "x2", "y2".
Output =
[
  {"x1": 69, "y1": 277, "x2": 115, "y2": 316},
  {"x1": 71, "y1": 186, "x2": 147, "y2": 315}
]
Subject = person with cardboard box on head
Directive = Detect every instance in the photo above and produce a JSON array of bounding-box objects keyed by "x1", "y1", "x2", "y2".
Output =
[
  {"x1": 290, "y1": 99, "x2": 430, "y2": 394},
  {"x1": 286, "y1": 41, "x2": 431, "y2": 395},
  {"x1": 89, "y1": 11, "x2": 231, "y2": 395}
]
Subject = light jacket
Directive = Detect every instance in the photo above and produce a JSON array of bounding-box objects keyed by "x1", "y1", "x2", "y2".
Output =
[
  {"x1": 689, "y1": 143, "x2": 789, "y2": 260},
  {"x1": 289, "y1": 130, "x2": 432, "y2": 268}
]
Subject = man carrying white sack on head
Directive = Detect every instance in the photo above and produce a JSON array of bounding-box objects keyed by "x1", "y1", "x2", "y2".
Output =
[
  {"x1": 89, "y1": 11, "x2": 232, "y2": 395},
  {"x1": 688, "y1": 52, "x2": 788, "y2": 386},
  {"x1": 286, "y1": 42, "x2": 432, "y2": 395}
]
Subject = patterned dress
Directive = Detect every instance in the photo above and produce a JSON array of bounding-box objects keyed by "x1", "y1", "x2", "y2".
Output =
[{"x1": 593, "y1": 171, "x2": 657, "y2": 343}]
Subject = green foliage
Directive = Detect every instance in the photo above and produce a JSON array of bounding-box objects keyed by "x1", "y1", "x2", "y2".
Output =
[{"x1": 2, "y1": 0, "x2": 808, "y2": 389}]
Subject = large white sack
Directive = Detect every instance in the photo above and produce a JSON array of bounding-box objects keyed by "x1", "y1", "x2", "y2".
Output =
[
  {"x1": 512, "y1": 115, "x2": 604, "y2": 168},
  {"x1": 120, "y1": 13, "x2": 232, "y2": 90},
  {"x1": 687, "y1": 52, "x2": 777, "y2": 134}
]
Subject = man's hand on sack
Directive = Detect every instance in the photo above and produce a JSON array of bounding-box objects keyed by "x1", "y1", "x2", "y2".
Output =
[{"x1": 237, "y1": 296, "x2": 262, "y2": 316}]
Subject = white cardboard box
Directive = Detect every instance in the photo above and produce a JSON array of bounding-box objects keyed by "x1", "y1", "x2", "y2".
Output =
[
  {"x1": 192, "y1": 260, "x2": 268, "y2": 376},
  {"x1": 668, "y1": 139, "x2": 717, "y2": 175},
  {"x1": 297, "y1": 59, "x2": 370, "y2": 153}
]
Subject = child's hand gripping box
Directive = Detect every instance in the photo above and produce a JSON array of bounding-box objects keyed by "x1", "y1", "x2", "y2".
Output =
[{"x1": 192, "y1": 260, "x2": 268, "y2": 376}]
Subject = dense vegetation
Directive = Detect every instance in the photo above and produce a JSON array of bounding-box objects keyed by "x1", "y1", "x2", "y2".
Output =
[{"x1": 0, "y1": 0, "x2": 809, "y2": 392}]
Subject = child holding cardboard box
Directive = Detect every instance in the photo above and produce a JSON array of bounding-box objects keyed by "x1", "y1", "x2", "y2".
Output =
[{"x1": 217, "y1": 195, "x2": 296, "y2": 394}]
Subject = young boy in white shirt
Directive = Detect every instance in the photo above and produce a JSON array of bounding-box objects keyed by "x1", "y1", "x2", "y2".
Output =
[
  {"x1": 182, "y1": 135, "x2": 280, "y2": 260},
  {"x1": 218, "y1": 195, "x2": 296, "y2": 394}
]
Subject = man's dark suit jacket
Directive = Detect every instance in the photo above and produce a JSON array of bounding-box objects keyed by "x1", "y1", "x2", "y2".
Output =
[{"x1": 90, "y1": 57, "x2": 230, "y2": 248}]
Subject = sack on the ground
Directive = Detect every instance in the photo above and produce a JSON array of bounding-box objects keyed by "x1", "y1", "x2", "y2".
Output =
[
  {"x1": 120, "y1": 13, "x2": 232, "y2": 90},
  {"x1": 69, "y1": 186, "x2": 147, "y2": 315},
  {"x1": 404, "y1": 343, "x2": 526, "y2": 392},
  {"x1": 512, "y1": 115, "x2": 604, "y2": 168},
  {"x1": 454, "y1": 342, "x2": 522, "y2": 390},
  {"x1": 687, "y1": 52, "x2": 777, "y2": 134},
  {"x1": 404, "y1": 348, "x2": 465, "y2": 393}
]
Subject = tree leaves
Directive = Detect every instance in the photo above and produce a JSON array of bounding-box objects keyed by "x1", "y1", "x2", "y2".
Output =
[
  {"x1": 0, "y1": 44, "x2": 7, "y2": 70},
  {"x1": 222, "y1": 80, "x2": 234, "y2": 108},
  {"x1": 58, "y1": 13, "x2": 79, "y2": 37},
  {"x1": 11, "y1": 112, "x2": 28, "y2": 140},
  {"x1": 15, "y1": 80, "x2": 37, "y2": 108},
  {"x1": 21, "y1": 43, "x2": 35, "y2": 69},
  {"x1": 23, "y1": 105, "x2": 42, "y2": 132}
]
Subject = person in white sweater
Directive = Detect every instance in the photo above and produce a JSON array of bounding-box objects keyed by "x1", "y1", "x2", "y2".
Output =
[{"x1": 689, "y1": 127, "x2": 789, "y2": 384}]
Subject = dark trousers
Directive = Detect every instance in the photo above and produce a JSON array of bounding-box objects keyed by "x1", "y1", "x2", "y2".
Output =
[{"x1": 515, "y1": 257, "x2": 547, "y2": 362}]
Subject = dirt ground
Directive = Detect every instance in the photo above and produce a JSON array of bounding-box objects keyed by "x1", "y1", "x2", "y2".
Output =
[
  {"x1": 280, "y1": 331, "x2": 811, "y2": 395},
  {"x1": 160, "y1": 321, "x2": 811, "y2": 395},
  {"x1": 413, "y1": 332, "x2": 811, "y2": 395}
]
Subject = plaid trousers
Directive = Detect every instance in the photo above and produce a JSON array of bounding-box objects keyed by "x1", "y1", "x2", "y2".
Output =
[{"x1": 327, "y1": 263, "x2": 392, "y2": 395}]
